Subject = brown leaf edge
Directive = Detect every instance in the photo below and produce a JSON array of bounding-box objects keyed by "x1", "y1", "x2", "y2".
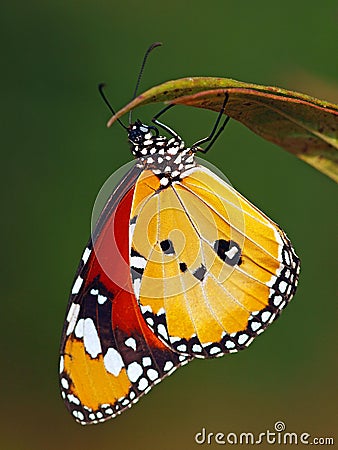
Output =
[{"x1": 107, "y1": 77, "x2": 338, "y2": 183}]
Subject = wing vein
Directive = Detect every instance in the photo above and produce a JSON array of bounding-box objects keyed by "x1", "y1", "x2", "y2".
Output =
[{"x1": 178, "y1": 181, "x2": 281, "y2": 263}]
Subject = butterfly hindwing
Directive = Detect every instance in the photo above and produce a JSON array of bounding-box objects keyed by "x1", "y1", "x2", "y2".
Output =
[
  {"x1": 130, "y1": 166, "x2": 300, "y2": 358},
  {"x1": 59, "y1": 166, "x2": 191, "y2": 425}
]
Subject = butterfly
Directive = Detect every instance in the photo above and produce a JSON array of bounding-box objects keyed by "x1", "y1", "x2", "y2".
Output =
[{"x1": 59, "y1": 43, "x2": 300, "y2": 425}]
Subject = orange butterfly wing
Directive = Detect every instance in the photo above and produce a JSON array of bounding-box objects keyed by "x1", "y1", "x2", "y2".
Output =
[{"x1": 130, "y1": 166, "x2": 300, "y2": 358}]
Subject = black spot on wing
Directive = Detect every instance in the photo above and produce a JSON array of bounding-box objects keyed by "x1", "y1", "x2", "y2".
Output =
[
  {"x1": 179, "y1": 262, "x2": 187, "y2": 272},
  {"x1": 213, "y1": 239, "x2": 242, "y2": 267},
  {"x1": 160, "y1": 239, "x2": 175, "y2": 255},
  {"x1": 192, "y1": 264, "x2": 207, "y2": 281},
  {"x1": 214, "y1": 239, "x2": 229, "y2": 257},
  {"x1": 131, "y1": 248, "x2": 144, "y2": 258},
  {"x1": 131, "y1": 266, "x2": 144, "y2": 279}
]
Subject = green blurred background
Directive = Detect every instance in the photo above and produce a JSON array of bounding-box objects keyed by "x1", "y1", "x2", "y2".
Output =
[{"x1": 1, "y1": 1, "x2": 337, "y2": 449}]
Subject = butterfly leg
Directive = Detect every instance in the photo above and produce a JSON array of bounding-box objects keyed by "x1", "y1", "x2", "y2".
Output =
[
  {"x1": 152, "y1": 104, "x2": 179, "y2": 138},
  {"x1": 192, "y1": 92, "x2": 230, "y2": 154}
]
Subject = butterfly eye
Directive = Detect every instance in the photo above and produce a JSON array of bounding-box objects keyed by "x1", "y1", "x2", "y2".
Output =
[{"x1": 128, "y1": 128, "x2": 144, "y2": 143}]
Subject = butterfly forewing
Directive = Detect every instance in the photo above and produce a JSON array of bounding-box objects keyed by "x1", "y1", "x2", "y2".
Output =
[
  {"x1": 59, "y1": 166, "x2": 191, "y2": 425},
  {"x1": 130, "y1": 165, "x2": 300, "y2": 358}
]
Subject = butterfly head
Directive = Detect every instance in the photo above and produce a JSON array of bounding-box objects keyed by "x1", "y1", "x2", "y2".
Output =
[{"x1": 128, "y1": 120, "x2": 158, "y2": 149}]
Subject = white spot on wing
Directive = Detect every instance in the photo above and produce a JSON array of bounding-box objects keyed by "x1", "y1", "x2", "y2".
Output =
[
  {"x1": 98, "y1": 294, "x2": 107, "y2": 304},
  {"x1": 279, "y1": 281, "x2": 287, "y2": 293},
  {"x1": 261, "y1": 311, "x2": 272, "y2": 323},
  {"x1": 133, "y1": 278, "x2": 141, "y2": 300},
  {"x1": 72, "y1": 410, "x2": 84, "y2": 421},
  {"x1": 74, "y1": 318, "x2": 84, "y2": 338},
  {"x1": 237, "y1": 334, "x2": 249, "y2": 345},
  {"x1": 225, "y1": 340, "x2": 235, "y2": 349},
  {"x1": 104, "y1": 348, "x2": 124, "y2": 376},
  {"x1": 138, "y1": 377, "x2": 149, "y2": 391},
  {"x1": 61, "y1": 378, "x2": 69, "y2": 389},
  {"x1": 83, "y1": 318, "x2": 102, "y2": 358},
  {"x1": 140, "y1": 304, "x2": 152, "y2": 314},
  {"x1": 71, "y1": 276, "x2": 83, "y2": 295},
  {"x1": 226, "y1": 246, "x2": 238, "y2": 259},
  {"x1": 129, "y1": 223, "x2": 136, "y2": 241},
  {"x1": 67, "y1": 394, "x2": 80, "y2": 405},
  {"x1": 127, "y1": 362, "x2": 143, "y2": 382},
  {"x1": 192, "y1": 344, "x2": 202, "y2": 352},
  {"x1": 59, "y1": 356, "x2": 64, "y2": 374},
  {"x1": 142, "y1": 357, "x2": 151, "y2": 367},
  {"x1": 177, "y1": 344, "x2": 187, "y2": 352},
  {"x1": 273, "y1": 295, "x2": 283, "y2": 307},
  {"x1": 82, "y1": 248, "x2": 91, "y2": 264},
  {"x1": 125, "y1": 337, "x2": 137, "y2": 351},
  {"x1": 146, "y1": 317, "x2": 154, "y2": 326},
  {"x1": 250, "y1": 321, "x2": 262, "y2": 332},
  {"x1": 131, "y1": 256, "x2": 147, "y2": 269},
  {"x1": 66, "y1": 303, "x2": 80, "y2": 335},
  {"x1": 147, "y1": 369, "x2": 159, "y2": 381},
  {"x1": 157, "y1": 324, "x2": 168, "y2": 340},
  {"x1": 163, "y1": 361, "x2": 174, "y2": 372},
  {"x1": 209, "y1": 347, "x2": 221, "y2": 355}
]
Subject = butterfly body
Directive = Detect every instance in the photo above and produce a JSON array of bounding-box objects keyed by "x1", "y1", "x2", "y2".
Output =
[{"x1": 60, "y1": 114, "x2": 299, "y2": 424}]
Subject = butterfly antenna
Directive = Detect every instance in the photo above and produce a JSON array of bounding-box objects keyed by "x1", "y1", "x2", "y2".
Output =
[
  {"x1": 129, "y1": 42, "x2": 162, "y2": 124},
  {"x1": 98, "y1": 83, "x2": 128, "y2": 130}
]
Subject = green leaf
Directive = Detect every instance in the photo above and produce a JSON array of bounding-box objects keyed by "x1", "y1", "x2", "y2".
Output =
[{"x1": 107, "y1": 77, "x2": 338, "y2": 182}]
